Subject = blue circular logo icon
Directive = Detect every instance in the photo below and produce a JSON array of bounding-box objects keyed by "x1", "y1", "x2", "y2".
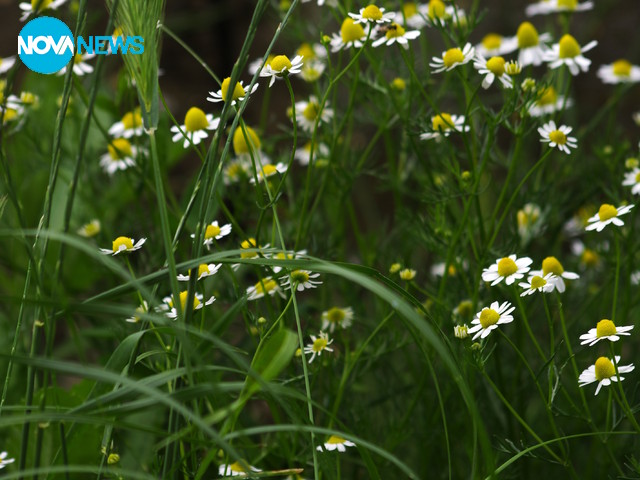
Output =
[{"x1": 18, "y1": 16, "x2": 73, "y2": 75}]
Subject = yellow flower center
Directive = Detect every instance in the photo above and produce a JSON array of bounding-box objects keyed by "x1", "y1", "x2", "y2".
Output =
[
  {"x1": 537, "y1": 86, "x2": 557, "y2": 106},
  {"x1": 197, "y1": 264, "x2": 210, "y2": 277},
  {"x1": 312, "y1": 336, "x2": 328, "y2": 352},
  {"x1": 362, "y1": 4, "x2": 383, "y2": 20},
  {"x1": 112, "y1": 236, "x2": 133, "y2": 252},
  {"x1": 456, "y1": 300, "x2": 473, "y2": 317},
  {"x1": 581, "y1": 248, "x2": 599, "y2": 267},
  {"x1": 296, "y1": 43, "x2": 316, "y2": 60},
  {"x1": 241, "y1": 238, "x2": 258, "y2": 258},
  {"x1": 530, "y1": 275, "x2": 547, "y2": 290},
  {"x1": 479, "y1": 308, "x2": 500, "y2": 329},
  {"x1": 174, "y1": 291, "x2": 200, "y2": 311},
  {"x1": 428, "y1": 0, "x2": 446, "y2": 19},
  {"x1": 291, "y1": 270, "x2": 310, "y2": 283},
  {"x1": 612, "y1": 59, "x2": 632, "y2": 77},
  {"x1": 121, "y1": 109, "x2": 142, "y2": 130},
  {"x1": 81, "y1": 221, "x2": 100, "y2": 237},
  {"x1": 220, "y1": 77, "x2": 247, "y2": 102},
  {"x1": 270, "y1": 55, "x2": 292, "y2": 73},
  {"x1": 386, "y1": 23, "x2": 406, "y2": 39},
  {"x1": 73, "y1": 53, "x2": 84, "y2": 64},
  {"x1": 635, "y1": 171, "x2": 640, "y2": 183},
  {"x1": 542, "y1": 256, "x2": 564, "y2": 276},
  {"x1": 233, "y1": 126, "x2": 261, "y2": 155},
  {"x1": 261, "y1": 164, "x2": 278, "y2": 177},
  {"x1": 184, "y1": 107, "x2": 209, "y2": 132},
  {"x1": 108, "y1": 138, "x2": 133, "y2": 160},
  {"x1": 482, "y1": 33, "x2": 502, "y2": 50},
  {"x1": 205, "y1": 224, "x2": 221, "y2": 240},
  {"x1": 326, "y1": 307, "x2": 346, "y2": 323},
  {"x1": 557, "y1": 0, "x2": 577, "y2": 9},
  {"x1": 326, "y1": 435, "x2": 346, "y2": 444},
  {"x1": 403, "y1": 2, "x2": 418, "y2": 17},
  {"x1": 597, "y1": 204, "x2": 618, "y2": 221},
  {"x1": 497, "y1": 257, "x2": 518, "y2": 277},
  {"x1": 3, "y1": 108, "x2": 19, "y2": 123},
  {"x1": 112, "y1": 27, "x2": 123, "y2": 37},
  {"x1": 558, "y1": 34, "x2": 581, "y2": 59},
  {"x1": 595, "y1": 357, "x2": 615, "y2": 381},
  {"x1": 303, "y1": 101, "x2": 319, "y2": 121},
  {"x1": 229, "y1": 462, "x2": 248, "y2": 473},
  {"x1": 443, "y1": 48, "x2": 464, "y2": 67},
  {"x1": 517, "y1": 22, "x2": 539, "y2": 48},
  {"x1": 32, "y1": 0, "x2": 53, "y2": 10},
  {"x1": 596, "y1": 319, "x2": 617, "y2": 338},
  {"x1": 254, "y1": 278, "x2": 278, "y2": 295},
  {"x1": 21, "y1": 92, "x2": 37, "y2": 105},
  {"x1": 340, "y1": 18, "x2": 365, "y2": 43},
  {"x1": 432, "y1": 113, "x2": 454, "y2": 131},
  {"x1": 486, "y1": 56, "x2": 506, "y2": 76},
  {"x1": 391, "y1": 77, "x2": 406, "y2": 91},
  {"x1": 548, "y1": 130, "x2": 567, "y2": 145}
]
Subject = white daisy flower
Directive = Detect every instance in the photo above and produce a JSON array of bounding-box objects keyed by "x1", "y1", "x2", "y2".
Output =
[
  {"x1": 631, "y1": 271, "x2": 640, "y2": 286},
  {"x1": 349, "y1": 4, "x2": 395, "y2": 24},
  {"x1": 518, "y1": 273, "x2": 557, "y2": 296},
  {"x1": 207, "y1": 77, "x2": 259, "y2": 106},
  {"x1": 454, "y1": 324, "x2": 469, "y2": 339},
  {"x1": 170, "y1": 107, "x2": 220, "y2": 149},
  {"x1": 125, "y1": 301, "x2": 149, "y2": 324},
  {"x1": 515, "y1": 22, "x2": 552, "y2": 67},
  {"x1": 218, "y1": 461, "x2": 261, "y2": 477},
  {"x1": 191, "y1": 221, "x2": 232, "y2": 247},
  {"x1": 372, "y1": 23, "x2": 420, "y2": 48},
  {"x1": 543, "y1": 34, "x2": 597, "y2": 76},
  {"x1": 579, "y1": 356, "x2": 634, "y2": 396},
  {"x1": 223, "y1": 157, "x2": 252, "y2": 185},
  {"x1": 0, "y1": 56, "x2": 16, "y2": 75},
  {"x1": 250, "y1": 162, "x2": 288, "y2": 184},
  {"x1": 57, "y1": 53, "x2": 95, "y2": 76},
  {"x1": 623, "y1": 168, "x2": 640, "y2": 195},
  {"x1": 517, "y1": 203, "x2": 543, "y2": 241},
  {"x1": 430, "y1": 43, "x2": 475, "y2": 73},
  {"x1": 300, "y1": 61, "x2": 326, "y2": 82},
  {"x1": 19, "y1": 0, "x2": 67, "y2": 21},
  {"x1": 526, "y1": 0, "x2": 593, "y2": 16},
  {"x1": 294, "y1": 142, "x2": 330, "y2": 166},
  {"x1": 528, "y1": 85, "x2": 572, "y2": 117},
  {"x1": 293, "y1": 96, "x2": 334, "y2": 132},
  {"x1": 77, "y1": 219, "x2": 101, "y2": 238},
  {"x1": 475, "y1": 33, "x2": 518, "y2": 58},
  {"x1": 538, "y1": 121, "x2": 577, "y2": 154},
  {"x1": 281, "y1": 269, "x2": 322, "y2": 291},
  {"x1": 330, "y1": 18, "x2": 369, "y2": 52},
  {"x1": 399, "y1": 268, "x2": 416, "y2": 280},
  {"x1": 100, "y1": 138, "x2": 139, "y2": 175},
  {"x1": 467, "y1": 301, "x2": 515, "y2": 340},
  {"x1": 482, "y1": 254, "x2": 533, "y2": 286},
  {"x1": 302, "y1": 0, "x2": 338, "y2": 6},
  {"x1": 420, "y1": 113, "x2": 469, "y2": 141},
  {"x1": 396, "y1": 2, "x2": 429, "y2": 29},
  {"x1": 316, "y1": 435, "x2": 356, "y2": 452},
  {"x1": 161, "y1": 291, "x2": 215, "y2": 319},
  {"x1": 246, "y1": 277, "x2": 283, "y2": 301},
  {"x1": 304, "y1": 331, "x2": 334, "y2": 363},
  {"x1": 259, "y1": 54, "x2": 304, "y2": 87},
  {"x1": 0, "y1": 451, "x2": 15, "y2": 469},
  {"x1": 108, "y1": 108, "x2": 144, "y2": 138},
  {"x1": 585, "y1": 204, "x2": 634, "y2": 232},
  {"x1": 528, "y1": 256, "x2": 579, "y2": 293},
  {"x1": 177, "y1": 263, "x2": 222, "y2": 281},
  {"x1": 295, "y1": 42, "x2": 328, "y2": 63},
  {"x1": 579, "y1": 319, "x2": 634, "y2": 346},
  {"x1": 424, "y1": 0, "x2": 466, "y2": 27},
  {"x1": 270, "y1": 250, "x2": 308, "y2": 274},
  {"x1": 321, "y1": 306, "x2": 354, "y2": 332},
  {"x1": 473, "y1": 54, "x2": 513, "y2": 89},
  {"x1": 597, "y1": 60, "x2": 640, "y2": 84},
  {"x1": 99, "y1": 236, "x2": 146, "y2": 256}
]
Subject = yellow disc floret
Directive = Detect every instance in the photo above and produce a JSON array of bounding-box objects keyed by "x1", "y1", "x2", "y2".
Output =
[
  {"x1": 122, "y1": 109, "x2": 142, "y2": 130},
  {"x1": 596, "y1": 319, "x2": 617, "y2": 338},
  {"x1": 184, "y1": 107, "x2": 209, "y2": 132},
  {"x1": 482, "y1": 33, "x2": 502, "y2": 51},
  {"x1": 241, "y1": 238, "x2": 258, "y2": 258},
  {"x1": 386, "y1": 23, "x2": 406, "y2": 39},
  {"x1": 296, "y1": 43, "x2": 316, "y2": 60},
  {"x1": 254, "y1": 278, "x2": 278, "y2": 295},
  {"x1": 595, "y1": 357, "x2": 615, "y2": 381},
  {"x1": 537, "y1": 86, "x2": 557, "y2": 106},
  {"x1": 557, "y1": 0, "x2": 577, "y2": 9},
  {"x1": 479, "y1": 308, "x2": 500, "y2": 329},
  {"x1": 326, "y1": 435, "x2": 346, "y2": 444},
  {"x1": 548, "y1": 129, "x2": 567, "y2": 145},
  {"x1": 204, "y1": 224, "x2": 221, "y2": 240},
  {"x1": 597, "y1": 204, "x2": 618, "y2": 221},
  {"x1": 612, "y1": 59, "x2": 632, "y2": 77},
  {"x1": 486, "y1": 56, "x2": 506, "y2": 76},
  {"x1": 326, "y1": 307, "x2": 346, "y2": 324},
  {"x1": 542, "y1": 256, "x2": 564, "y2": 276},
  {"x1": 428, "y1": 0, "x2": 446, "y2": 19},
  {"x1": 340, "y1": 18, "x2": 365, "y2": 43},
  {"x1": 108, "y1": 138, "x2": 133, "y2": 160},
  {"x1": 517, "y1": 22, "x2": 539, "y2": 48},
  {"x1": 432, "y1": 113, "x2": 454, "y2": 131},
  {"x1": 497, "y1": 257, "x2": 518, "y2": 277},
  {"x1": 112, "y1": 236, "x2": 134, "y2": 252},
  {"x1": 403, "y1": 2, "x2": 418, "y2": 17},
  {"x1": 233, "y1": 126, "x2": 261, "y2": 155},
  {"x1": 530, "y1": 275, "x2": 547, "y2": 290},
  {"x1": 558, "y1": 34, "x2": 581, "y2": 59},
  {"x1": 303, "y1": 101, "x2": 319, "y2": 121},
  {"x1": 270, "y1": 55, "x2": 292, "y2": 73},
  {"x1": 443, "y1": 48, "x2": 464, "y2": 68},
  {"x1": 312, "y1": 336, "x2": 328, "y2": 352},
  {"x1": 32, "y1": 0, "x2": 53, "y2": 10},
  {"x1": 220, "y1": 77, "x2": 247, "y2": 102},
  {"x1": 362, "y1": 4, "x2": 383, "y2": 20}
]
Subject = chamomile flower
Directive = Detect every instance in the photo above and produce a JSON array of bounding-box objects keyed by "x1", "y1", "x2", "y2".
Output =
[
  {"x1": 108, "y1": 108, "x2": 144, "y2": 138},
  {"x1": 516, "y1": 22, "x2": 552, "y2": 67},
  {"x1": 349, "y1": 4, "x2": 395, "y2": 25},
  {"x1": 293, "y1": 96, "x2": 334, "y2": 132},
  {"x1": 100, "y1": 138, "x2": 139, "y2": 175},
  {"x1": 170, "y1": 107, "x2": 220, "y2": 148},
  {"x1": 218, "y1": 461, "x2": 261, "y2": 477},
  {"x1": 482, "y1": 254, "x2": 532, "y2": 286},
  {"x1": 585, "y1": 204, "x2": 634, "y2": 232},
  {"x1": 430, "y1": 43, "x2": 475, "y2": 73},
  {"x1": 538, "y1": 121, "x2": 577, "y2": 154},
  {"x1": 304, "y1": 332, "x2": 334, "y2": 363},
  {"x1": 578, "y1": 356, "x2": 634, "y2": 395},
  {"x1": 57, "y1": 53, "x2": 95, "y2": 76},
  {"x1": 454, "y1": 324, "x2": 469, "y2": 339},
  {"x1": 623, "y1": 168, "x2": 640, "y2": 195},
  {"x1": 161, "y1": 291, "x2": 215, "y2": 319},
  {"x1": 281, "y1": 270, "x2": 322, "y2": 291},
  {"x1": 301, "y1": 0, "x2": 338, "y2": 6},
  {"x1": 0, "y1": 451, "x2": 15, "y2": 469},
  {"x1": 529, "y1": 256, "x2": 579, "y2": 293},
  {"x1": 372, "y1": 22, "x2": 420, "y2": 48},
  {"x1": 543, "y1": 34, "x2": 597, "y2": 76},
  {"x1": 125, "y1": 301, "x2": 149, "y2": 324},
  {"x1": 250, "y1": 162, "x2": 288, "y2": 184},
  {"x1": 0, "y1": 56, "x2": 16, "y2": 75},
  {"x1": 259, "y1": 54, "x2": 304, "y2": 87},
  {"x1": 424, "y1": 0, "x2": 466, "y2": 26},
  {"x1": 223, "y1": 157, "x2": 252, "y2": 185},
  {"x1": 473, "y1": 55, "x2": 513, "y2": 89},
  {"x1": 77, "y1": 219, "x2": 101, "y2": 238},
  {"x1": 99, "y1": 236, "x2": 146, "y2": 256},
  {"x1": 475, "y1": 33, "x2": 518, "y2": 58},
  {"x1": 517, "y1": 203, "x2": 543, "y2": 241},
  {"x1": 322, "y1": 306, "x2": 354, "y2": 332},
  {"x1": 399, "y1": 268, "x2": 416, "y2": 280},
  {"x1": 526, "y1": 0, "x2": 593, "y2": 16},
  {"x1": 597, "y1": 60, "x2": 640, "y2": 84},
  {"x1": 330, "y1": 18, "x2": 368, "y2": 52},
  {"x1": 177, "y1": 263, "x2": 222, "y2": 281},
  {"x1": 191, "y1": 221, "x2": 232, "y2": 247},
  {"x1": 246, "y1": 277, "x2": 283, "y2": 301},
  {"x1": 396, "y1": 2, "x2": 429, "y2": 29},
  {"x1": 528, "y1": 86, "x2": 572, "y2": 117},
  {"x1": 19, "y1": 0, "x2": 68, "y2": 21},
  {"x1": 467, "y1": 301, "x2": 515, "y2": 340},
  {"x1": 420, "y1": 113, "x2": 469, "y2": 141},
  {"x1": 207, "y1": 77, "x2": 259, "y2": 106},
  {"x1": 271, "y1": 249, "x2": 308, "y2": 273},
  {"x1": 294, "y1": 141, "x2": 330, "y2": 166},
  {"x1": 300, "y1": 61, "x2": 326, "y2": 82},
  {"x1": 579, "y1": 319, "x2": 634, "y2": 346},
  {"x1": 317, "y1": 435, "x2": 356, "y2": 452},
  {"x1": 518, "y1": 273, "x2": 557, "y2": 296},
  {"x1": 232, "y1": 125, "x2": 263, "y2": 158}
]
